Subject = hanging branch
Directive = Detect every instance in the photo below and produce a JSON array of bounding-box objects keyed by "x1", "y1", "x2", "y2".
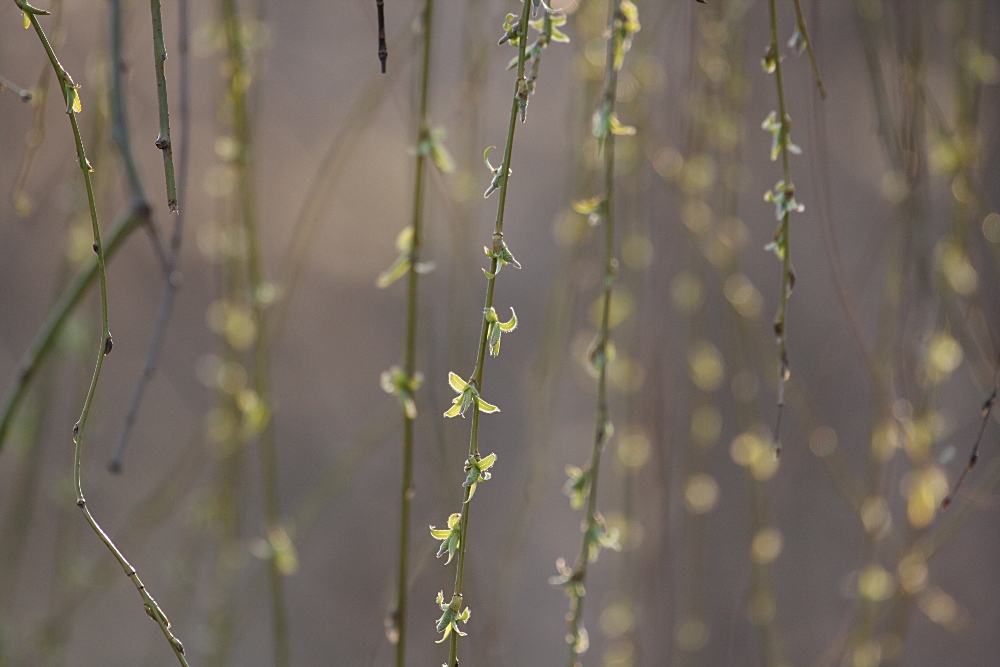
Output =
[
  {"x1": 376, "y1": 0, "x2": 443, "y2": 663},
  {"x1": 110, "y1": 0, "x2": 191, "y2": 473},
  {"x1": 149, "y1": 0, "x2": 178, "y2": 211},
  {"x1": 762, "y1": 0, "x2": 807, "y2": 455},
  {"x1": 552, "y1": 2, "x2": 637, "y2": 664},
  {"x1": 15, "y1": 2, "x2": 188, "y2": 664},
  {"x1": 429, "y1": 2, "x2": 567, "y2": 665}
]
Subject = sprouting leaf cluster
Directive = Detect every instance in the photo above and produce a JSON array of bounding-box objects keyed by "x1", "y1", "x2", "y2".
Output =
[
  {"x1": 376, "y1": 226, "x2": 435, "y2": 289},
  {"x1": 443, "y1": 372, "x2": 498, "y2": 418},
  {"x1": 434, "y1": 592, "x2": 471, "y2": 643},
  {"x1": 380, "y1": 365, "x2": 424, "y2": 419}
]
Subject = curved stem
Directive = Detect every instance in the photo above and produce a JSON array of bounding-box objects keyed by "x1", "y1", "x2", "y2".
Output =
[{"x1": 19, "y1": 6, "x2": 188, "y2": 664}]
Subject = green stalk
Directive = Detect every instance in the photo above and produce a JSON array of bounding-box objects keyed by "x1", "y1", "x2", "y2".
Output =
[
  {"x1": 564, "y1": 2, "x2": 622, "y2": 663},
  {"x1": 393, "y1": 1, "x2": 435, "y2": 665},
  {"x1": 220, "y1": 0, "x2": 289, "y2": 663},
  {"x1": 767, "y1": 0, "x2": 794, "y2": 453},
  {"x1": 149, "y1": 0, "x2": 178, "y2": 212},
  {"x1": 18, "y1": 5, "x2": 188, "y2": 664},
  {"x1": 444, "y1": 2, "x2": 533, "y2": 665}
]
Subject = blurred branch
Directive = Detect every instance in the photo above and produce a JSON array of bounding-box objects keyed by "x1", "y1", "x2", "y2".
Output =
[
  {"x1": 0, "y1": 202, "x2": 148, "y2": 457},
  {"x1": 110, "y1": 0, "x2": 191, "y2": 473},
  {"x1": 0, "y1": 73, "x2": 32, "y2": 101}
]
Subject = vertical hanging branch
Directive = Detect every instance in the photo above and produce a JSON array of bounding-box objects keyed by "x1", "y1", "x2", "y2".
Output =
[
  {"x1": 220, "y1": 0, "x2": 291, "y2": 664},
  {"x1": 15, "y1": 2, "x2": 188, "y2": 665},
  {"x1": 551, "y1": 2, "x2": 637, "y2": 664},
  {"x1": 109, "y1": 0, "x2": 191, "y2": 473},
  {"x1": 376, "y1": 0, "x2": 444, "y2": 663},
  {"x1": 761, "y1": 0, "x2": 816, "y2": 454},
  {"x1": 428, "y1": 1, "x2": 567, "y2": 665},
  {"x1": 377, "y1": 0, "x2": 388, "y2": 72},
  {"x1": 149, "y1": 0, "x2": 178, "y2": 212}
]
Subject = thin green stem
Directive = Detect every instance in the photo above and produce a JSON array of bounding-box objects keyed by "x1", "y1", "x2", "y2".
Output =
[
  {"x1": 19, "y1": 6, "x2": 188, "y2": 664},
  {"x1": 565, "y1": 2, "x2": 621, "y2": 664},
  {"x1": 393, "y1": 1, "x2": 435, "y2": 665},
  {"x1": 220, "y1": 0, "x2": 289, "y2": 663},
  {"x1": 110, "y1": 0, "x2": 191, "y2": 473},
  {"x1": 444, "y1": 2, "x2": 532, "y2": 665},
  {"x1": 790, "y1": 0, "x2": 826, "y2": 99},
  {"x1": 768, "y1": 0, "x2": 794, "y2": 452},
  {"x1": 149, "y1": 0, "x2": 178, "y2": 212}
]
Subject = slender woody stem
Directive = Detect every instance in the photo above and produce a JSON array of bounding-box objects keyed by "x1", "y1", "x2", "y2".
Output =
[
  {"x1": 110, "y1": 0, "x2": 191, "y2": 473},
  {"x1": 150, "y1": 0, "x2": 178, "y2": 212},
  {"x1": 394, "y1": 0, "x2": 435, "y2": 665},
  {"x1": 790, "y1": 0, "x2": 826, "y2": 99},
  {"x1": 566, "y1": 1, "x2": 621, "y2": 663},
  {"x1": 19, "y1": 6, "x2": 188, "y2": 664},
  {"x1": 446, "y1": 2, "x2": 532, "y2": 665},
  {"x1": 768, "y1": 0, "x2": 794, "y2": 454}
]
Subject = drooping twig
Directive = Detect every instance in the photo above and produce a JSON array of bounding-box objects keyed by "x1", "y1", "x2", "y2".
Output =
[
  {"x1": 941, "y1": 355, "x2": 1000, "y2": 509},
  {"x1": 0, "y1": 73, "x2": 32, "y2": 101},
  {"x1": 377, "y1": 0, "x2": 388, "y2": 72},
  {"x1": 109, "y1": 0, "x2": 191, "y2": 473},
  {"x1": 149, "y1": 0, "x2": 178, "y2": 211},
  {"x1": 17, "y1": 4, "x2": 188, "y2": 664},
  {"x1": 763, "y1": 0, "x2": 807, "y2": 456},
  {"x1": 431, "y1": 2, "x2": 563, "y2": 664},
  {"x1": 220, "y1": 0, "x2": 290, "y2": 663},
  {"x1": 380, "y1": 0, "x2": 437, "y2": 663},
  {"x1": 556, "y1": 2, "x2": 635, "y2": 664}
]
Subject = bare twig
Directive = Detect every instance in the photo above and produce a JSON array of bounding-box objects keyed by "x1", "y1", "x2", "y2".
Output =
[{"x1": 110, "y1": 0, "x2": 191, "y2": 473}]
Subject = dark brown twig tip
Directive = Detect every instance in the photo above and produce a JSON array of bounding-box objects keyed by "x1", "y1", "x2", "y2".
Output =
[
  {"x1": 168, "y1": 200, "x2": 179, "y2": 214},
  {"x1": 940, "y1": 496, "x2": 953, "y2": 510},
  {"x1": 108, "y1": 460, "x2": 123, "y2": 475},
  {"x1": 376, "y1": 0, "x2": 387, "y2": 73}
]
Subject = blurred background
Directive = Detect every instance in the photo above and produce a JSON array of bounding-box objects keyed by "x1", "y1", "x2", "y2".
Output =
[{"x1": 1, "y1": 0, "x2": 1000, "y2": 665}]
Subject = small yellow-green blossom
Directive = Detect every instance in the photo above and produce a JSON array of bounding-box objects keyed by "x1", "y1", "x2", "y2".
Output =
[
  {"x1": 764, "y1": 180, "x2": 804, "y2": 222},
  {"x1": 376, "y1": 226, "x2": 435, "y2": 288},
  {"x1": 613, "y1": 0, "x2": 640, "y2": 71},
  {"x1": 564, "y1": 465, "x2": 592, "y2": 510},
  {"x1": 414, "y1": 126, "x2": 456, "y2": 174},
  {"x1": 548, "y1": 556, "x2": 584, "y2": 598},
  {"x1": 443, "y1": 372, "x2": 499, "y2": 418},
  {"x1": 463, "y1": 452, "x2": 497, "y2": 500},
  {"x1": 380, "y1": 366, "x2": 423, "y2": 419},
  {"x1": 485, "y1": 307, "x2": 518, "y2": 357},
  {"x1": 483, "y1": 236, "x2": 521, "y2": 278},
  {"x1": 430, "y1": 513, "x2": 462, "y2": 564},
  {"x1": 586, "y1": 512, "x2": 621, "y2": 562},
  {"x1": 434, "y1": 591, "x2": 471, "y2": 643},
  {"x1": 761, "y1": 111, "x2": 801, "y2": 161}
]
